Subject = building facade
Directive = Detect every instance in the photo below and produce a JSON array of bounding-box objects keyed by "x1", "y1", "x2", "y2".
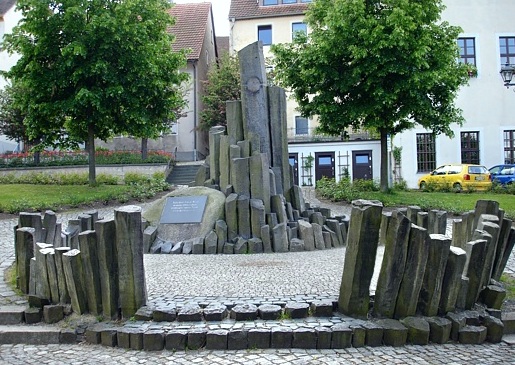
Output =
[
  {"x1": 230, "y1": 0, "x2": 515, "y2": 188},
  {"x1": 396, "y1": 0, "x2": 515, "y2": 188}
]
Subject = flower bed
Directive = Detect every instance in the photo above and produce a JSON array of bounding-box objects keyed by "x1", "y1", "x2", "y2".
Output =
[{"x1": 0, "y1": 150, "x2": 173, "y2": 168}]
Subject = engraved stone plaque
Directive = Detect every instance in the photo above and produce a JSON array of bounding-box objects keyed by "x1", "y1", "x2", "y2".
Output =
[{"x1": 160, "y1": 196, "x2": 208, "y2": 224}]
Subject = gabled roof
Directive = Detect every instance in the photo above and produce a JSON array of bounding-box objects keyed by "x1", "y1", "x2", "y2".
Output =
[
  {"x1": 216, "y1": 36, "x2": 230, "y2": 55},
  {"x1": 229, "y1": 0, "x2": 309, "y2": 20},
  {"x1": 168, "y1": 2, "x2": 213, "y2": 61},
  {"x1": 0, "y1": 0, "x2": 16, "y2": 17}
]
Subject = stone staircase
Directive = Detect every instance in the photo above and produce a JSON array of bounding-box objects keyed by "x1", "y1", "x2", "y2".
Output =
[{"x1": 165, "y1": 163, "x2": 202, "y2": 186}]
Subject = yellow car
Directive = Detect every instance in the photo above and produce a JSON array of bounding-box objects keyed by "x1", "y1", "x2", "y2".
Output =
[{"x1": 418, "y1": 164, "x2": 492, "y2": 191}]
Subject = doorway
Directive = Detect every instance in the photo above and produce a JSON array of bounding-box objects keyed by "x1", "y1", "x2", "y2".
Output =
[
  {"x1": 352, "y1": 150, "x2": 372, "y2": 180},
  {"x1": 315, "y1": 152, "x2": 335, "y2": 182}
]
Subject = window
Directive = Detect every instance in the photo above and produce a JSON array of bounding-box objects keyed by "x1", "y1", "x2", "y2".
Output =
[
  {"x1": 263, "y1": 0, "x2": 278, "y2": 5},
  {"x1": 457, "y1": 38, "x2": 476, "y2": 66},
  {"x1": 283, "y1": 0, "x2": 297, "y2": 3},
  {"x1": 295, "y1": 116, "x2": 309, "y2": 135},
  {"x1": 500, "y1": 37, "x2": 515, "y2": 65},
  {"x1": 416, "y1": 133, "x2": 435, "y2": 172},
  {"x1": 292, "y1": 22, "x2": 307, "y2": 40},
  {"x1": 461, "y1": 131, "x2": 479, "y2": 164},
  {"x1": 504, "y1": 130, "x2": 515, "y2": 163},
  {"x1": 258, "y1": 25, "x2": 272, "y2": 46},
  {"x1": 170, "y1": 122, "x2": 178, "y2": 135}
]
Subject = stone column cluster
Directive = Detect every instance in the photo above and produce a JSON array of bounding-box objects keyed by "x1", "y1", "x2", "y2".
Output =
[
  {"x1": 190, "y1": 42, "x2": 348, "y2": 255},
  {"x1": 339, "y1": 199, "x2": 515, "y2": 322},
  {"x1": 14, "y1": 206, "x2": 147, "y2": 319}
]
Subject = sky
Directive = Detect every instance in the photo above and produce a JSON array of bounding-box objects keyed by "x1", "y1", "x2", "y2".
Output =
[{"x1": 173, "y1": 0, "x2": 231, "y2": 37}]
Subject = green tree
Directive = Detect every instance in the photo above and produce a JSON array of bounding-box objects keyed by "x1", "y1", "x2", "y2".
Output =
[
  {"x1": 272, "y1": 0, "x2": 470, "y2": 191},
  {"x1": 2, "y1": 0, "x2": 188, "y2": 185},
  {"x1": 200, "y1": 52, "x2": 241, "y2": 131},
  {"x1": 0, "y1": 84, "x2": 26, "y2": 149}
]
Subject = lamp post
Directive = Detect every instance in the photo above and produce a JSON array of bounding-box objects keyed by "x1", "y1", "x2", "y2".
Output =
[{"x1": 500, "y1": 63, "x2": 515, "y2": 88}]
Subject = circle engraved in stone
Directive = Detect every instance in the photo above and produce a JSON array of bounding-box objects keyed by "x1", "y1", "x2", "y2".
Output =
[{"x1": 246, "y1": 77, "x2": 262, "y2": 92}]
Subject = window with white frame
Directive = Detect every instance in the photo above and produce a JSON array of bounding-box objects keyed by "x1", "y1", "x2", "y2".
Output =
[
  {"x1": 292, "y1": 22, "x2": 307, "y2": 40},
  {"x1": 258, "y1": 25, "x2": 272, "y2": 46},
  {"x1": 416, "y1": 133, "x2": 435, "y2": 172},
  {"x1": 500, "y1": 36, "x2": 515, "y2": 65},
  {"x1": 461, "y1": 131, "x2": 480, "y2": 164},
  {"x1": 457, "y1": 38, "x2": 476, "y2": 66}
]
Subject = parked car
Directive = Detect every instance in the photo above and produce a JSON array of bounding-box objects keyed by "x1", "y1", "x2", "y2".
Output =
[
  {"x1": 418, "y1": 164, "x2": 491, "y2": 191},
  {"x1": 489, "y1": 164, "x2": 515, "y2": 186}
]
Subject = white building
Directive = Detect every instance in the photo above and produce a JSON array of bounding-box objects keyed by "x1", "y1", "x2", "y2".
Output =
[
  {"x1": 0, "y1": 0, "x2": 21, "y2": 152},
  {"x1": 230, "y1": 0, "x2": 515, "y2": 188}
]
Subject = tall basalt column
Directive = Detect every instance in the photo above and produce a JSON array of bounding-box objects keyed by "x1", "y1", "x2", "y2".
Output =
[
  {"x1": 219, "y1": 135, "x2": 231, "y2": 190},
  {"x1": 225, "y1": 194, "x2": 239, "y2": 241},
  {"x1": 115, "y1": 205, "x2": 147, "y2": 319},
  {"x1": 95, "y1": 219, "x2": 118, "y2": 320},
  {"x1": 338, "y1": 200, "x2": 383, "y2": 318},
  {"x1": 54, "y1": 247, "x2": 70, "y2": 304},
  {"x1": 464, "y1": 238, "x2": 488, "y2": 309},
  {"x1": 63, "y1": 249, "x2": 88, "y2": 314},
  {"x1": 34, "y1": 242, "x2": 53, "y2": 300},
  {"x1": 226, "y1": 100, "x2": 244, "y2": 145},
  {"x1": 209, "y1": 126, "x2": 225, "y2": 184},
  {"x1": 268, "y1": 86, "x2": 291, "y2": 195},
  {"x1": 476, "y1": 221, "x2": 500, "y2": 290},
  {"x1": 493, "y1": 226, "x2": 515, "y2": 281},
  {"x1": 417, "y1": 234, "x2": 451, "y2": 317},
  {"x1": 439, "y1": 246, "x2": 467, "y2": 314},
  {"x1": 374, "y1": 211, "x2": 411, "y2": 318},
  {"x1": 250, "y1": 153, "x2": 271, "y2": 213},
  {"x1": 15, "y1": 227, "x2": 35, "y2": 294},
  {"x1": 79, "y1": 231, "x2": 102, "y2": 315},
  {"x1": 238, "y1": 42, "x2": 271, "y2": 163},
  {"x1": 395, "y1": 224, "x2": 429, "y2": 319},
  {"x1": 231, "y1": 158, "x2": 250, "y2": 196}
]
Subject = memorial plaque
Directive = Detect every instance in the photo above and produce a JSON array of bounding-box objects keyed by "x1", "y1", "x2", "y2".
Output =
[{"x1": 160, "y1": 196, "x2": 208, "y2": 224}]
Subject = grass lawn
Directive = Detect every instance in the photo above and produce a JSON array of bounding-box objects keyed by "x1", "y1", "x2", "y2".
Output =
[
  {"x1": 326, "y1": 190, "x2": 515, "y2": 219},
  {"x1": 0, "y1": 184, "x2": 131, "y2": 214}
]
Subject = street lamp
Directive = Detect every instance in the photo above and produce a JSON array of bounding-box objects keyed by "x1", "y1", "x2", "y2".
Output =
[{"x1": 500, "y1": 63, "x2": 515, "y2": 88}]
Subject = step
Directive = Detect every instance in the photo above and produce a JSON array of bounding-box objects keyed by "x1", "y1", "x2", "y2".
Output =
[
  {"x1": 0, "y1": 305, "x2": 26, "y2": 325},
  {"x1": 0, "y1": 325, "x2": 76, "y2": 345}
]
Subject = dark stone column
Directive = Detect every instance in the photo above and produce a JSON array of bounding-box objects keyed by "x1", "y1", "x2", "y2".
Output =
[
  {"x1": 417, "y1": 234, "x2": 451, "y2": 316},
  {"x1": 238, "y1": 41, "x2": 271, "y2": 163},
  {"x1": 115, "y1": 206, "x2": 147, "y2": 318},
  {"x1": 395, "y1": 224, "x2": 429, "y2": 319},
  {"x1": 95, "y1": 219, "x2": 119, "y2": 320},
  {"x1": 374, "y1": 211, "x2": 411, "y2": 318},
  {"x1": 338, "y1": 200, "x2": 383, "y2": 318}
]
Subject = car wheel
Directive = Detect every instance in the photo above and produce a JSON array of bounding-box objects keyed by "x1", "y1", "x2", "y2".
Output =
[
  {"x1": 453, "y1": 182, "x2": 462, "y2": 192},
  {"x1": 419, "y1": 181, "x2": 426, "y2": 190}
]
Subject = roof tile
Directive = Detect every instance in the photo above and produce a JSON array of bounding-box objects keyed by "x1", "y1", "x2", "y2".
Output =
[
  {"x1": 168, "y1": 2, "x2": 212, "y2": 61},
  {"x1": 229, "y1": 0, "x2": 309, "y2": 20}
]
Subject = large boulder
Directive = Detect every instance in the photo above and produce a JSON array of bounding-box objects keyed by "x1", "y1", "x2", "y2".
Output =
[{"x1": 142, "y1": 187, "x2": 226, "y2": 245}]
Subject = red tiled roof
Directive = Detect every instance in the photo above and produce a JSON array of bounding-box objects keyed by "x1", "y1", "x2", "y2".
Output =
[
  {"x1": 229, "y1": 0, "x2": 309, "y2": 20},
  {"x1": 168, "y1": 2, "x2": 212, "y2": 61}
]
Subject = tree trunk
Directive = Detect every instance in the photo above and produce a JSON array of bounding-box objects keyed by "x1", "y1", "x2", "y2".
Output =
[
  {"x1": 88, "y1": 123, "x2": 96, "y2": 186},
  {"x1": 141, "y1": 138, "x2": 148, "y2": 161},
  {"x1": 380, "y1": 128, "x2": 389, "y2": 192},
  {"x1": 32, "y1": 137, "x2": 41, "y2": 165}
]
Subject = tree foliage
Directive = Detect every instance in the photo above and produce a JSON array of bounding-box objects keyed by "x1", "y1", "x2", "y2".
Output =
[
  {"x1": 200, "y1": 52, "x2": 241, "y2": 131},
  {"x1": 1, "y1": 0, "x2": 188, "y2": 184},
  {"x1": 271, "y1": 0, "x2": 470, "y2": 191},
  {"x1": 0, "y1": 84, "x2": 26, "y2": 146}
]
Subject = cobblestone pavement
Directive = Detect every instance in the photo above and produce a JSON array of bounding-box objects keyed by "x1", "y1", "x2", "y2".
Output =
[
  {"x1": 1, "y1": 343, "x2": 515, "y2": 364},
  {"x1": 1, "y1": 188, "x2": 515, "y2": 364}
]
